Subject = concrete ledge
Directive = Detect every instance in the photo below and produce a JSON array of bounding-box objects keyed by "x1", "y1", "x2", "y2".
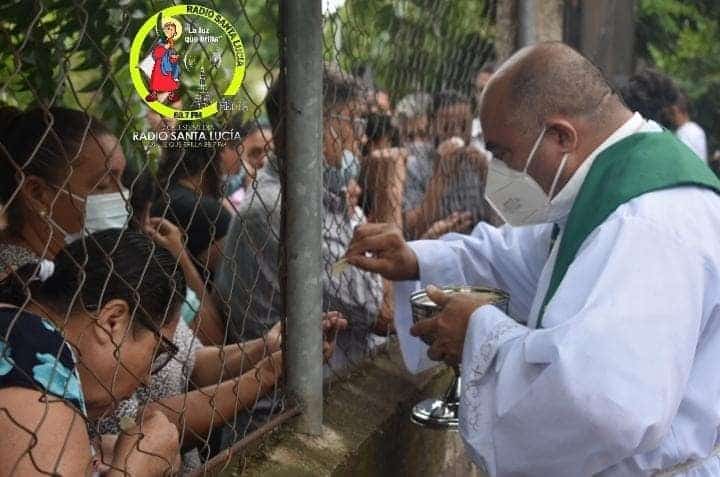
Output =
[{"x1": 220, "y1": 343, "x2": 486, "y2": 477}]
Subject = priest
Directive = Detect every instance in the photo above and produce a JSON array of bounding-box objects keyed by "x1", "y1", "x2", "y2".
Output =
[{"x1": 345, "y1": 42, "x2": 720, "y2": 476}]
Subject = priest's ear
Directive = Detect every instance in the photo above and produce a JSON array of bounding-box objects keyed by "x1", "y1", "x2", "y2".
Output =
[{"x1": 544, "y1": 118, "x2": 578, "y2": 154}]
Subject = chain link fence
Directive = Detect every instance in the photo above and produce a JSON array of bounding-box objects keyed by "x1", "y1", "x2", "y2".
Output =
[
  {"x1": 0, "y1": 0, "x2": 498, "y2": 475},
  {"x1": 320, "y1": 0, "x2": 499, "y2": 385}
]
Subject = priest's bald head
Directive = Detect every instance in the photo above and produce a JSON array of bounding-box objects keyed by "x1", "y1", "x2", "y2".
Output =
[{"x1": 480, "y1": 42, "x2": 632, "y2": 195}]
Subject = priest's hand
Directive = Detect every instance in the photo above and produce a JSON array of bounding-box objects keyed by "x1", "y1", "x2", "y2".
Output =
[
  {"x1": 410, "y1": 285, "x2": 491, "y2": 367},
  {"x1": 344, "y1": 223, "x2": 420, "y2": 281}
]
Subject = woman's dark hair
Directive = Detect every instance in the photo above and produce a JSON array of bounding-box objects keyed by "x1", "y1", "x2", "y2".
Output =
[
  {"x1": 0, "y1": 106, "x2": 111, "y2": 234},
  {"x1": 157, "y1": 147, "x2": 223, "y2": 199},
  {"x1": 225, "y1": 114, "x2": 262, "y2": 149},
  {"x1": 362, "y1": 113, "x2": 399, "y2": 157},
  {"x1": 0, "y1": 229, "x2": 186, "y2": 331},
  {"x1": 122, "y1": 164, "x2": 158, "y2": 229},
  {"x1": 621, "y1": 69, "x2": 679, "y2": 129},
  {"x1": 365, "y1": 113, "x2": 399, "y2": 146},
  {"x1": 432, "y1": 89, "x2": 471, "y2": 115},
  {"x1": 676, "y1": 90, "x2": 692, "y2": 116},
  {"x1": 0, "y1": 106, "x2": 112, "y2": 235}
]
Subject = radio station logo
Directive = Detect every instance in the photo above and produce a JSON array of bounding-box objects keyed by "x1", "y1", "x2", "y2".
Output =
[{"x1": 129, "y1": 5, "x2": 246, "y2": 120}]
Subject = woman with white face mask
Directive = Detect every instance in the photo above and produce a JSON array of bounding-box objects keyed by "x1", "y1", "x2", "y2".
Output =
[{"x1": 0, "y1": 106, "x2": 128, "y2": 276}]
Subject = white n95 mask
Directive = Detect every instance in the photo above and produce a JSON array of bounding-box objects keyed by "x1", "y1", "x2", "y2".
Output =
[
  {"x1": 45, "y1": 187, "x2": 130, "y2": 244},
  {"x1": 83, "y1": 189, "x2": 130, "y2": 235},
  {"x1": 485, "y1": 127, "x2": 568, "y2": 226}
]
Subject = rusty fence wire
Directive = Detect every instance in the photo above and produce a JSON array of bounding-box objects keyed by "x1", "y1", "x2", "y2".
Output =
[{"x1": 0, "y1": 0, "x2": 499, "y2": 475}]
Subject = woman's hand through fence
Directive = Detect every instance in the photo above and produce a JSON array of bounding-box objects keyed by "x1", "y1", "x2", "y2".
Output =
[
  {"x1": 107, "y1": 409, "x2": 181, "y2": 477},
  {"x1": 322, "y1": 311, "x2": 348, "y2": 361},
  {"x1": 144, "y1": 217, "x2": 186, "y2": 260}
]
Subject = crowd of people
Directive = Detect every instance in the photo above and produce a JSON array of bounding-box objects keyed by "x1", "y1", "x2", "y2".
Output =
[
  {"x1": 0, "y1": 105, "x2": 343, "y2": 475},
  {"x1": 0, "y1": 41, "x2": 718, "y2": 476}
]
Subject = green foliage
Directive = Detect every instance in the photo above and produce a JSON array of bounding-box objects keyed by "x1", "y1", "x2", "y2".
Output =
[
  {"x1": 327, "y1": 0, "x2": 496, "y2": 99},
  {"x1": 636, "y1": 0, "x2": 720, "y2": 149},
  {"x1": 0, "y1": 0, "x2": 279, "y2": 166}
]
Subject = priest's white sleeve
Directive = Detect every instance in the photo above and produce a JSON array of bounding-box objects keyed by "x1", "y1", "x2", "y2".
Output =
[
  {"x1": 394, "y1": 222, "x2": 552, "y2": 373},
  {"x1": 459, "y1": 215, "x2": 707, "y2": 476},
  {"x1": 412, "y1": 222, "x2": 553, "y2": 318}
]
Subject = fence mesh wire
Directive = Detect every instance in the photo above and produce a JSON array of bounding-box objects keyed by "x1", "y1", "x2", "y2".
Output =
[
  {"x1": 320, "y1": 0, "x2": 498, "y2": 386},
  {"x1": 0, "y1": 0, "x2": 497, "y2": 475}
]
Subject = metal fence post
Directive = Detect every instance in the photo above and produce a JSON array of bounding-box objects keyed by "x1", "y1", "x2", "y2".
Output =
[
  {"x1": 281, "y1": 0, "x2": 324, "y2": 435},
  {"x1": 518, "y1": 0, "x2": 538, "y2": 47}
]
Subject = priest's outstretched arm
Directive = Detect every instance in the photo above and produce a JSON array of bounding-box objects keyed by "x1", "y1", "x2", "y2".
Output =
[{"x1": 346, "y1": 222, "x2": 554, "y2": 322}]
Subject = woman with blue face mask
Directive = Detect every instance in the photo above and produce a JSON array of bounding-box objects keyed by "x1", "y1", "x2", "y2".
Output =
[{"x1": 0, "y1": 106, "x2": 128, "y2": 275}]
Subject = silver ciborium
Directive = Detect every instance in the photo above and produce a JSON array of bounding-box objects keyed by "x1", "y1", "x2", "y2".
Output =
[{"x1": 409, "y1": 285, "x2": 509, "y2": 429}]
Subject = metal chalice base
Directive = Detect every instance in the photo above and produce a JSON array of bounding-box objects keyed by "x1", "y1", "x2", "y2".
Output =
[
  {"x1": 409, "y1": 286, "x2": 509, "y2": 430},
  {"x1": 411, "y1": 373, "x2": 461, "y2": 429}
]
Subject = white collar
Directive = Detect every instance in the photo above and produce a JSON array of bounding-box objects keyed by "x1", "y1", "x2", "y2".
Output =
[{"x1": 549, "y1": 112, "x2": 660, "y2": 225}]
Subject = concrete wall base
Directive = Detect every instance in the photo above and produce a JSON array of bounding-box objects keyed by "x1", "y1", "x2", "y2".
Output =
[{"x1": 222, "y1": 344, "x2": 488, "y2": 477}]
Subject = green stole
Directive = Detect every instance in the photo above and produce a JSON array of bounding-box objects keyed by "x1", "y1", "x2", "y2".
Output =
[{"x1": 537, "y1": 131, "x2": 720, "y2": 328}]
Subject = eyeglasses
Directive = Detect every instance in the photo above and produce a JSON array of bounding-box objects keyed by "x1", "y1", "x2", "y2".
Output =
[
  {"x1": 132, "y1": 312, "x2": 179, "y2": 375},
  {"x1": 150, "y1": 333, "x2": 179, "y2": 375},
  {"x1": 329, "y1": 113, "x2": 367, "y2": 138},
  {"x1": 85, "y1": 301, "x2": 179, "y2": 375}
]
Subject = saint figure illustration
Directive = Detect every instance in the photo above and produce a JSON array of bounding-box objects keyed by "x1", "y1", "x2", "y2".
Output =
[{"x1": 141, "y1": 16, "x2": 182, "y2": 103}]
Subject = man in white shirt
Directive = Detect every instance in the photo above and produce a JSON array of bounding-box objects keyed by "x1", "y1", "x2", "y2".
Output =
[
  {"x1": 672, "y1": 92, "x2": 708, "y2": 162},
  {"x1": 622, "y1": 70, "x2": 708, "y2": 164},
  {"x1": 345, "y1": 42, "x2": 720, "y2": 476}
]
